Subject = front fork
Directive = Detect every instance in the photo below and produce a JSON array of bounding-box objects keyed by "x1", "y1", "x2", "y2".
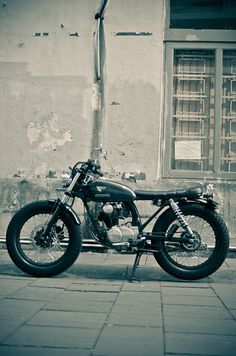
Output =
[
  {"x1": 43, "y1": 172, "x2": 82, "y2": 237},
  {"x1": 42, "y1": 201, "x2": 64, "y2": 237},
  {"x1": 42, "y1": 193, "x2": 73, "y2": 237}
]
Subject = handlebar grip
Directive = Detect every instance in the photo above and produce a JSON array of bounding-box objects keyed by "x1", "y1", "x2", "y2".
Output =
[
  {"x1": 87, "y1": 159, "x2": 99, "y2": 168},
  {"x1": 87, "y1": 159, "x2": 103, "y2": 176},
  {"x1": 97, "y1": 169, "x2": 103, "y2": 177},
  {"x1": 93, "y1": 163, "x2": 101, "y2": 170},
  {"x1": 88, "y1": 159, "x2": 101, "y2": 170}
]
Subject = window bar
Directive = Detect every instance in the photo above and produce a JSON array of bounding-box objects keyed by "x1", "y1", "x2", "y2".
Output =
[
  {"x1": 213, "y1": 48, "x2": 222, "y2": 173},
  {"x1": 164, "y1": 45, "x2": 174, "y2": 176}
]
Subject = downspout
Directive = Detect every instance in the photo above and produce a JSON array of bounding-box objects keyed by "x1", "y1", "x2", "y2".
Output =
[{"x1": 91, "y1": 0, "x2": 110, "y2": 157}]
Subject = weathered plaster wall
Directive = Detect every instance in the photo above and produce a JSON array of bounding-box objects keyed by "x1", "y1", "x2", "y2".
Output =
[
  {"x1": 102, "y1": 0, "x2": 164, "y2": 181},
  {"x1": 0, "y1": 0, "x2": 100, "y2": 237},
  {"x1": 0, "y1": 0, "x2": 98, "y2": 179}
]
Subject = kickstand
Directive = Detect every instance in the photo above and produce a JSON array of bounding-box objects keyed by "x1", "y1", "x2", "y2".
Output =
[{"x1": 129, "y1": 251, "x2": 143, "y2": 282}]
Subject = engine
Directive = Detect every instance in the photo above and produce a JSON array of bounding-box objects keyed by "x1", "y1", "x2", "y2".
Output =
[
  {"x1": 107, "y1": 225, "x2": 139, "y2": 244},
  {"x1": 97, "y1": 202, "x2": 139, "y2": 246}
]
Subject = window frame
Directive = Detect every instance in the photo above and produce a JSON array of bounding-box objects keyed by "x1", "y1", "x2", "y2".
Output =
[{"x1": 163, "y1": 42, "x2": 236, "y2": 180}]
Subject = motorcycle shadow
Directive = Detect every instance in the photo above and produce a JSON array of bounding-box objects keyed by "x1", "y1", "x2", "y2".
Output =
[
  {"x1": 0, "y1": 261, "x2": 170, "y2": 281},
  {"x1": 0, "y1": 262, "x2": 233, "y2": 283},
  {"x1": 65, "y1": 263, "x2": 191, "y2": 282},
  {"x1": 66, "y1": 263, "x2": 235, "y2": 283}
]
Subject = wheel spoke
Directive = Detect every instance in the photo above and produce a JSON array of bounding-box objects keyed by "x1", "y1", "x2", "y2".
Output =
[
  {"x1": 6, "y1": 201, "x2": 83, "y2": 277},
  {"x1": 165, "y1": 214, "x2": 216, "y2": 268},
  {"x1": 19, "y1": 213, "x2": 69, "y2": 265},
  {"x1": 152, "y1": 204, "x2": 229, "y2": 280},
  {"x1": 46, "y1": 249, "x2": 55, "y2": 261}
]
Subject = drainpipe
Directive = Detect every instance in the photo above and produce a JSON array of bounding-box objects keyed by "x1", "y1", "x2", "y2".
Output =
[{"x1": 91, "y1": 0, "x2": 109, "y2": 158}]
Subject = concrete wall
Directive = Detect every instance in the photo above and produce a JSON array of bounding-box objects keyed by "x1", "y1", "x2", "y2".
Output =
[
  {"x1": 0, "y1": 0, "x2": 98, "y2": 179},
  {"x1": 0, "y1": 0, "x2": 235, "y2": 242},
  {"x1": 0, "y1": 0, "x2": 99, "y2": 236},
  {"x1": 101, "y1": 0, "x2": 164, "y2": 181}
]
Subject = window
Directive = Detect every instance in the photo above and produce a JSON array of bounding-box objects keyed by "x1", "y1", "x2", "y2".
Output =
[
  {"x1": 164, "y1": 44, "x2": 236, "y2": 179},
  {"x1": 172, "y1": 49, "x2": 215, "y2": 172},
  {"x1": 163, "y1": 0, "x2": 236, "y2": 179}
]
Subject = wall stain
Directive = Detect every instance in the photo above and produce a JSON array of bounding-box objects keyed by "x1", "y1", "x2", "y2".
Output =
[{"x1": 27, "y1": 112, "x2": 73, "y2": 151}]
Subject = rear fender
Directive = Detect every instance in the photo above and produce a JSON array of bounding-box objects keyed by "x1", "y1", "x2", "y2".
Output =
[
  {"x1": 153, "y1": 198, "x2": 217, "y2": 233},
  {"x1": 195, "y1": 197, "x2": 218, "y2": 210}
]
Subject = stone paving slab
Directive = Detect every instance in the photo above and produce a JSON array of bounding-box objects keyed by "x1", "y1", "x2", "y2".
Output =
[
  {"x1": 29, "y1": 277, "x2": 75, "y2": 289},
  {"x1": 67, "y1": 263, "x2": 128, "y2": 281},
  {"x1": 107, "y1": 305, "x2": 163, "y2": 327},
  {"x1": 0, "y1": 320, "x2": 25, "y2": 343},
  {"x1": 211, "y1": 283, "x2": 236, "y2": 310},
  {"x1": 165, "y1": 332, "x2": 236, "y2": 355},
  {"x1": 121, "y1": 280, "x2": 161, "y2": 292},
  {"x1": 9, "y1": 286, "x2": 63, "y2": 302},
  {"x1": 93, "y1": 325, "x2": 164, "y2": 356},
  {"x1": 161, "y1": 285, "x2": 216, "y2": 296},
  {"x1": 162, "y1": 294, "x2": 224, "y2": 307},
  {"x1": 0, "y1": 346, "x2": 91, "y2": 356},
  {"x1": 0, "y1": 298, "x2": 45, "y2": 321},
  {"x1": 3, "y1": 325, "x2": 99, "y2": 349},
  {"x1": 163, "y1": 304, "x2": 233, "y2": 320},
  {"x1": 43, "y1": 290, "x2": 115, "y2": 313},
  {"x1": 0, "y1": 278, "x2": 32, "y2": 297},
  {"x1": 0, "y1": 251, "x2": 236, "y2": 355},
  {"x1": 67, "y1": 282, "x2": 121, "y2": 292},
  {"x1": 27, "y1": 309, "x2": 107, "y2": 329},
  {"x1": 164, "y1": 316, "x2": 236, "y2": 335}
]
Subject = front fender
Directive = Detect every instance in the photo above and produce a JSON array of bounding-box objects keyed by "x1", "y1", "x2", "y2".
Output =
[
  {"x1": 63, "y1": 204, "x2": 81, "y2": 225},
  {"x1": 49, "y1": 200, "x2": 81, "y2": 225}
]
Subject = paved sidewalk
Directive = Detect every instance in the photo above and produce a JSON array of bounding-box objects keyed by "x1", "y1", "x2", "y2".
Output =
[{"x1": 0, "y1": 249, "x2": 236, "y2": 356}]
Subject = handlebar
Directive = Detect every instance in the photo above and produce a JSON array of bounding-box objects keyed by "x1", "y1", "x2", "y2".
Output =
[
  {"x1": 96, "y1": 169, "x2": 103, "y2": 177},
  {"x1": 90, "y1": 160, "x2": 103, "y2": 177},
  {"x1": 85, "y1": 159, "x2": 103, "y2": 177},
  {"x1": 87, "y1": 159, "x2": 100, "y2": 170},
  {"x1": 71, "y1": 159, "x2": 103, "y2": 177}
]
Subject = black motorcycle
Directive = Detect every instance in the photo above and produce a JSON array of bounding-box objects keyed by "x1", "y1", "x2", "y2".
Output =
[{"x1": 6, "y1": 157, "x2": 229, "y2": 281}]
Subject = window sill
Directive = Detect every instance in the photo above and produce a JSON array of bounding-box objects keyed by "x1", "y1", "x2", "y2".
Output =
[{"x1": 164, "y1": 29, "x2": 236, "y2": 43}]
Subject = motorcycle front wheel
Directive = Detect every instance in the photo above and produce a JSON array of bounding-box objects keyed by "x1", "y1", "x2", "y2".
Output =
[
  {"x1": 6, "y1": 201, "x2": 82, "y2": 277},
  {"x1": 152, "y1": 203, "x2": 229, "y2": 280}
]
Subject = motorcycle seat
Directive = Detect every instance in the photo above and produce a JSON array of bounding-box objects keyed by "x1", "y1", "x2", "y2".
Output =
[{"x1": 135, "y1": 186, "x2": 203, "y2": 200}]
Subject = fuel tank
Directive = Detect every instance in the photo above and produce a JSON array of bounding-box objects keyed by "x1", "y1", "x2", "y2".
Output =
[{"x1": 88, "y1": 179, "x2": 136, "y2": 202}]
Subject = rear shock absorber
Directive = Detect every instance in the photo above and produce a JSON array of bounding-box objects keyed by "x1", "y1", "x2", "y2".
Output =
[{"x1": 169, "y1": 199, "x2": 194, "y2": 236}]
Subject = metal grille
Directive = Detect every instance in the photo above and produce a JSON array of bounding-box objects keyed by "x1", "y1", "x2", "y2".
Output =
[
  {"x1": 172, "y1": 50, "x2": 215, "y2": 171},
  {"x1": 171, "y1": 49, "x2": 236, "y2": 173},
  {"x1": 221, "y1": 50, "x2": 236, "y2": 172}
]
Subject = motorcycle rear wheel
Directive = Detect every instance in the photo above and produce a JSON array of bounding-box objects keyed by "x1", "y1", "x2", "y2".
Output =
[
  {"x1": 152, "y1": 203, "x2": 229, "y2": 280},
  {"x1": 6, "y1": 201, "x2": 82, "y2": 277}
]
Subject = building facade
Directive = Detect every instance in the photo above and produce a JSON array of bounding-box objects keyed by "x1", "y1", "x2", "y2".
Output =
[{"x1": 0, "y1": 0, "x2": 236, "y2": 241}]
